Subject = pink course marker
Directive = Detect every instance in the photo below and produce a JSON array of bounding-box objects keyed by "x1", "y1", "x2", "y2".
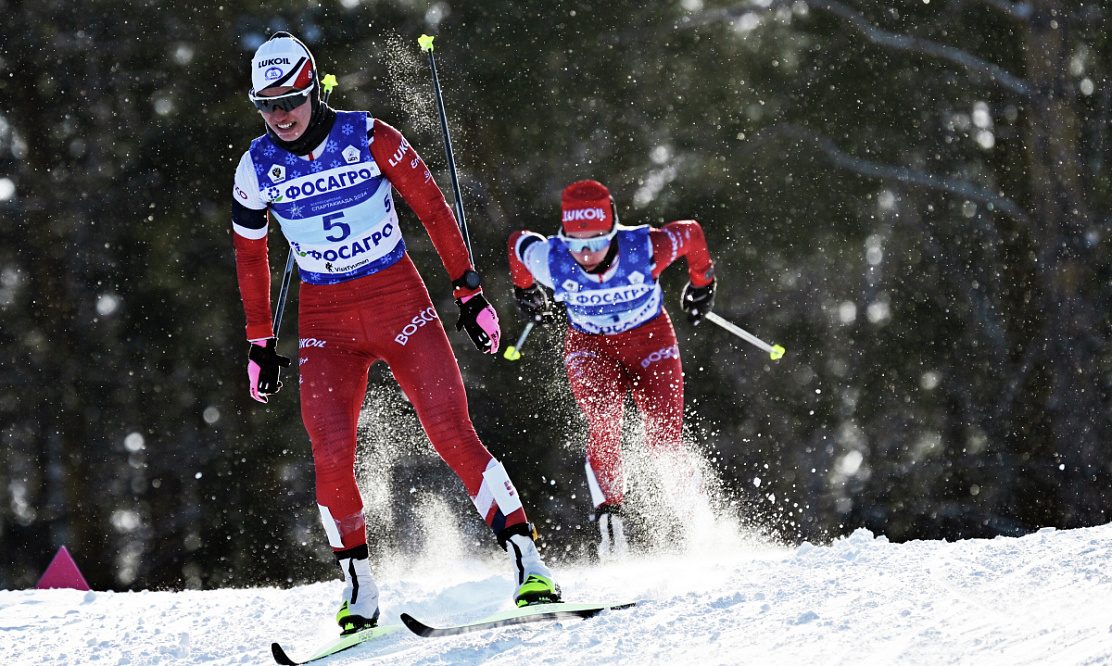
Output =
[{"x1": 35, "y1": 546, "x2": 91, "y2": 591}]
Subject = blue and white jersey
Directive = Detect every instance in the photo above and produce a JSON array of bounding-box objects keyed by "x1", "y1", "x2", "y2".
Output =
[
  {"x1": 232, "y1": 111, "x2": 405, "y2": 285},
  {"x1": 521, "y1": 225, "x2": 662, "y2": 335}
]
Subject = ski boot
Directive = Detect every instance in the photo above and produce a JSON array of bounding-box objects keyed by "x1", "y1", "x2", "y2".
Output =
[
  {"x1": 498, "y1": 523, "x2": 562, "y2": 607},
  {"x1": 594, "y1": 503, "x2": 629, "y2": 561},
  {"x1": 334, "y1": 545, "x2": 380, "y2": 635},
  {"x1": 672, "y1": 470, "x2": 715, "y2": 544}
]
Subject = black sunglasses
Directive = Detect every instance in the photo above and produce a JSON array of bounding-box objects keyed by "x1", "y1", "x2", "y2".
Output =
[{"x1": 248, "y1": 80, "x2": 315, "y2": 113}]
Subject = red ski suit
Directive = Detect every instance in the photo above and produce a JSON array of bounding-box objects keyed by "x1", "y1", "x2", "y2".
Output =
[
  {"x1": 508, "y1": 222, "x2": 714, "y2": 508},
  {"x1": 233, "y1": 119, "x2": 526, "y2": 551}
]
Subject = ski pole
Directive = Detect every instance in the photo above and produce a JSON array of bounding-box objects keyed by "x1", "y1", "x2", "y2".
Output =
[
  {"x1": 272, "y1": 251, "x2": 297, "y2": 335},
  {"x1": 418, "y1": 34, "x2": 474, "y2": 263},
  {"x1": 503, "y1": 323, "x2": 534, "y2": 361},
  {"x1": 705, "y1": 311, "x2": 785, "y2": 360},
  {"x1": 272, "y1": 74, "x2": 339, "y2": 336}
]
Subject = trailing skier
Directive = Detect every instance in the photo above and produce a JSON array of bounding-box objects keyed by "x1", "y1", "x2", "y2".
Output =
[
  {"x1": 231, "y1": 33, "x2": 559, "y2": 635},
  {"x1": 507, "y1": 180, "x2": 718, "y2": 558}
]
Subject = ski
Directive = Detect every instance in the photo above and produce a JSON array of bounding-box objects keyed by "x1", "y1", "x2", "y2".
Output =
[
  {"x1": 400, "y1": 601, "x2": 636, "y2": 638},
  {"x1": 270, "y1": 624, "x2": 402, "y2": 665}
]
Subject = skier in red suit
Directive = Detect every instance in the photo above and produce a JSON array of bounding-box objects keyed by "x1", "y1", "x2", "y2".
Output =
[
  {"x1": 507, "y1": 180, "x2": 718, "y2": 558},
  {"x1": 231, "y1": 33, "x2": 558, "y2": 634}
]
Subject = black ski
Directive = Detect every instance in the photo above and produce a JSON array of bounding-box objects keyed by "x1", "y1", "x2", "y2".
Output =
[{"x1": 400, "y1": 601, "x2": 636, "y2": 638}]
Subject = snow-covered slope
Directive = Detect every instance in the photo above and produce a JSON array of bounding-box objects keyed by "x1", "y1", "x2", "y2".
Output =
[{"x1": 4, "y1": 521, "x2": 1111, "y2": 665}]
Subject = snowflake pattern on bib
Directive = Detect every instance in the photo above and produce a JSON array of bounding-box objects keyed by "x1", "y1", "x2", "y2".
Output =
[
  {"x1": 248, "y1": 111, "x2": 405, "y2": 285},
  {"x1": 545, "y1": 226, "x2": 663, "y2": 335}
]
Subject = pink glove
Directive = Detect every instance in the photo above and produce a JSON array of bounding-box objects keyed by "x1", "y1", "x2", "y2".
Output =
[{"x1": 455, "y1": 293, "x2": 501, "y2": 354}]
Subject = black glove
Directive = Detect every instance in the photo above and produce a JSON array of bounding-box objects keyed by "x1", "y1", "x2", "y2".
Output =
[
  {"x1": 455, "y1": 292, "x2": 501, "y2": 354},
  {"x1": 680, "y1": 279, "x2": 716, "y2": 325},
  {"x1": 513, "y1": 284, "x2": 556, "y2": 325},
  {"x1": 248, "y1": 338, "x2": 292, "y2": 402}
]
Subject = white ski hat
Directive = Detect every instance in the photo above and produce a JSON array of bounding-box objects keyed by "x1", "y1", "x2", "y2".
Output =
[{"x1": 250, "y1": 34, "x2": 316, "y2": 94}]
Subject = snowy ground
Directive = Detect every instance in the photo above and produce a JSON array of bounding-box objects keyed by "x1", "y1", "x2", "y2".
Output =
[{"x1": 4, "y1": 519, "x2": 1112, "y2": 666}]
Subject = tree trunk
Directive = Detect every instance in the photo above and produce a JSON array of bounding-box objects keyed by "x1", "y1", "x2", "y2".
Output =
[{"x1": 1022, "y1": 0, "x2": 1111, "y2": 526}]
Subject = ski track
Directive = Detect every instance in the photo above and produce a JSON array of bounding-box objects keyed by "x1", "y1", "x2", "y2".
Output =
[{"x1": 3, "y1": 523, "x2": 1112, "y2": 665}]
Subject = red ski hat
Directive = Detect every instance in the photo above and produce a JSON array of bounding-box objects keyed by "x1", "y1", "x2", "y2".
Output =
[{"x1": 561, "y1": 180, "x2": 614, "y2": 234}]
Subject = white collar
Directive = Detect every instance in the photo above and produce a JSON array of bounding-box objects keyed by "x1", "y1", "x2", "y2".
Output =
[{"x1": 301, "y1": 137, "x2": 330, "y2": 161}]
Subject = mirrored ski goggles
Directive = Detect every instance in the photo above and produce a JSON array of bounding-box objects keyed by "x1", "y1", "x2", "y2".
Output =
[
  {"x1": 558, "y1": 226, "x2": 618, "y2": 253},
  {"x1": 248, "y1": 81, "x2": 314, "y2": 113}
]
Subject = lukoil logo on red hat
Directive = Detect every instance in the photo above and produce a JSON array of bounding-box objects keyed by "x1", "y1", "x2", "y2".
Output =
[{"x1": 561, "y1": 180, "x2": 613, "y2": 234}]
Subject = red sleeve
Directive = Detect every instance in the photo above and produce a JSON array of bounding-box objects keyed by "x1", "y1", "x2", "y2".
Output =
[
  {"x1": 234, "y1": 232, "x2": 275, "y2": 340},
  {"x1": 507, "y1": 230, "x2": 538, "y2": 288},
  {"x1": 369, "y1": 119, "x2": 477, "y2": 299},
  {"x1": 650, "y1": 220, "x2": 715, "y2": 287}
]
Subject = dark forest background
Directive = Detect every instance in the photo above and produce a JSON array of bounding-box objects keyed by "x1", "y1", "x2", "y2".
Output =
[{"x1": 3, "y1": 0, "x2": 1111, "y2": 591}]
